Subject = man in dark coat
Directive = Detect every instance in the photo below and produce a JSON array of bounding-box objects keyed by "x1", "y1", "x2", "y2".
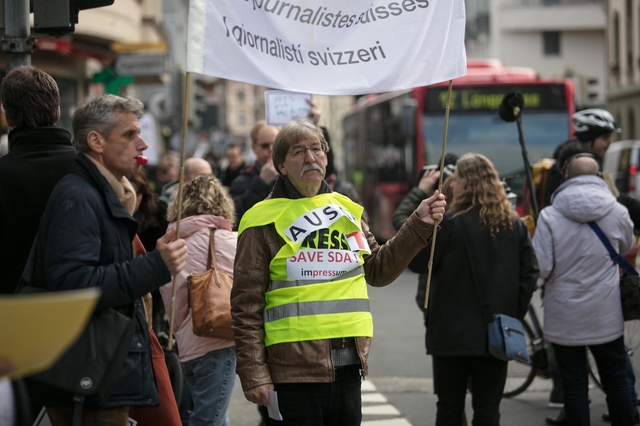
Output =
[
  {"x1": 0, "y1": 66, "x2": 77, "y2": 294},
  {"x1": 27, "y1": 94, "x2": 188, "y2": 425},
  {"x1": 229, "y1": 120, "x2": 280, "y2": 225}
]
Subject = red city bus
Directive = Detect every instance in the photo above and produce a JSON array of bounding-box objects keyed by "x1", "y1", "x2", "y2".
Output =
[{"x1": 342, "y1": 59, "x2": 575, "y2": 241}]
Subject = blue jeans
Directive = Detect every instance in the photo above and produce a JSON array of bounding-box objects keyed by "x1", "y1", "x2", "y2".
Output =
[
  {"x1": 267, "y1": 365, "x2": 362, "y2": 426},
  {"x1": 553, "y1": 336, "x2": 634, "y2": 425},
  {"x1": 432, "y1": 355, "x2": 507, "y2": 426},
  {"x1": 182, "y1": 346, "x2": 236, "y2": 426}
]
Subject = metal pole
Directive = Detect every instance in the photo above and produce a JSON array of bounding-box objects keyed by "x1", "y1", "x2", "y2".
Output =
[
  {"x1": 515, "y1": 113, "x2": 539, "y2": 221},
  {"x1": 2, "y1": 0, "x2": 34, "y2": 72}
]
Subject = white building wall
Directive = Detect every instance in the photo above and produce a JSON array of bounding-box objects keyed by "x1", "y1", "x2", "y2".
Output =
[{"x1": 481, "y1": 0, "x2": 607, "y2": 108}]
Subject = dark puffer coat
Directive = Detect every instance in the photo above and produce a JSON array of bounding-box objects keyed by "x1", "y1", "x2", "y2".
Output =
[{"x1": 30, "y1": 153, "x2": 171, "y2": 408}]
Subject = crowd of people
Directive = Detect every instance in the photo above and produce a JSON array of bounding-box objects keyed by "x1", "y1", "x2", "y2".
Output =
[{"x1": 1, "y1": 63, "x2": 639, "y2": 426}]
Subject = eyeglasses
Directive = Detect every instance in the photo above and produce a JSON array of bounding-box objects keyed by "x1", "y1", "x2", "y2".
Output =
[
  {"x1": 288, "y1": 145, "x2": 326, "y2": 160},
  {"x1": 258, "y1": 143, "x2": 273, "y2": 150}
]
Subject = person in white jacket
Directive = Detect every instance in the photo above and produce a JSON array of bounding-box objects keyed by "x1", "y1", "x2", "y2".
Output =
[
  {"x1": 533, "y1": 154, "x2": 635, "y2": 425},
  {"x1": 160, "y1": 175, "x2": 237, "y2": 426}
]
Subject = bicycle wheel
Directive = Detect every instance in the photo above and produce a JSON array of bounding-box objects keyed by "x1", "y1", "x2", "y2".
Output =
[{"x1": 503, "y1": 320, "x2": 538, "y2": 398}]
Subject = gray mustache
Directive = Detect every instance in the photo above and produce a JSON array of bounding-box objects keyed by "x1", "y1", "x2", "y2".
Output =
[{"x1": 301, "y1": 164, "x2": 324, "y2": 176}]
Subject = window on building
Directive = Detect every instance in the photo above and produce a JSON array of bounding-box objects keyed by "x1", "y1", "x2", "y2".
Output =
[
  {"x1": 629, "y1": 109, "x2": 636, "y2": 140},
  {"x1": 627, "y1": 0, "x2": 634, "y2": 77},
  {"x1": 613, "y1": 12, "x2": 620, "y2": 76},
  {"x1": 237, "y1": 89, "x2": 245, "y2": 103},
  {"x1": 543, "y1": 32, "x2": 560, "y2": 56}
]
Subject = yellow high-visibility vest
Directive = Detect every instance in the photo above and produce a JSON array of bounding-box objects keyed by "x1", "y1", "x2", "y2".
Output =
[{"x1": 239, "y1": 193, "x2": 373, "y2": 347}]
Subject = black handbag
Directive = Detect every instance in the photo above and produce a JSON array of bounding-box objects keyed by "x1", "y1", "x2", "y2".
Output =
[
  {"x1": 20, "y1": 285, "x2": 135, "y2": 425},
  {"x1": 17, "y1": 243, "x2": 136, "y2": 426},
  {"x1": 588, "y1": 221, "x2": 640, "y2": 321}
]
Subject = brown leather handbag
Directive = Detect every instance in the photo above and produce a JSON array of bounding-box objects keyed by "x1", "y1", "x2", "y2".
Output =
[{"x1": 187, "y1": 229, "x2": 234, "y2": 340}]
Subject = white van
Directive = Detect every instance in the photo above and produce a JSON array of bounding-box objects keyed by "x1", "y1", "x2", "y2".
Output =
[{"x1": 603, "y1": 140, "x2": 640, "y2": 200}]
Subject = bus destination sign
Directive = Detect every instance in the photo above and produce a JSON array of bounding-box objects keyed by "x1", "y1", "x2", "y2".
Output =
[{"x1": 425, "y1": 84, "x2": 567, "y2": 113}]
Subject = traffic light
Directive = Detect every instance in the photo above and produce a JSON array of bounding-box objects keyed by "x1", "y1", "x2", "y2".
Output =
[
  {"x1": 187, "y1": 77, "x2": 211, "y2": 129},
  {"x1": 34, "y1": 0, "x2": 114, "y2": 36}
]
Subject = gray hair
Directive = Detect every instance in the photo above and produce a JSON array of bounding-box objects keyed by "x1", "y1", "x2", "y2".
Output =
[
  {"x1": 72, "y1": 94, "x2": 144, "y2": 153},
  {"x1": 272, "y1": 119, "x2": 329, "y2": 175}
]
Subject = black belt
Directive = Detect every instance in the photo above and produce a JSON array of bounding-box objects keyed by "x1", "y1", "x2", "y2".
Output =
[{"x1": 330, "y1": 337, "x2": 356, "y2": 349}]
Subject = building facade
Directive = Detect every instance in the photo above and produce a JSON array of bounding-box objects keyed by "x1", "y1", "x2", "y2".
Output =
[
  {"x1": 607, "y1": 0, "x2": 640, "y2": 140},
  {"x1": 0, "y1": 0, "x2": 167, "y2": 139},
  {"x1": 467, "y1": 0, "x2": 607, "y2": 109}
]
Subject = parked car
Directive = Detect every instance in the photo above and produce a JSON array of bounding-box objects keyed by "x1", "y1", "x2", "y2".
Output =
[{"x1": 603, "y1": 140, "x2": 640, "y2": 200}]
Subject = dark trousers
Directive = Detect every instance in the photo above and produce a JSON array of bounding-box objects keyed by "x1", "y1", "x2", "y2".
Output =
[
  {"x1": 266, "y1": 365, "x2": 362, "y2": 426},
  {"x1": 432, "y1": 355, "x2": 507, "y2": 426},
  {"x1": 553, "y1": 336, "x2": 635, "y2": 426}
]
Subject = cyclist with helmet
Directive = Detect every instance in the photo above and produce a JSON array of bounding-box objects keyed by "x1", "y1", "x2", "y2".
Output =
[
  {"x1": 543, "y1": 108, "x2": 620, "y2": 206},
  {"x1": 572, "y1": 108, "x2": 620, "y2": 159}
]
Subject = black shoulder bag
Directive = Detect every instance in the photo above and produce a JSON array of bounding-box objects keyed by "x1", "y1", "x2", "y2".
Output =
[
  {"x1": 588, "y1": 221, "x2": 640, "y2": 321},
  {"x1": 17, "y1": 243, "x2": 136, "y2": 426}
]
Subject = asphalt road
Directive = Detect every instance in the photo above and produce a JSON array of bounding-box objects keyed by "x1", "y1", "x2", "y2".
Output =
[{"x1": 227, "y1": 270, "x2": 618, "y2": 426}]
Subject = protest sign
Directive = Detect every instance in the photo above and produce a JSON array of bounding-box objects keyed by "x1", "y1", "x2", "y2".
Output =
[
  {"x1": 265, "y1": 90, "x2": 312, "y2": 125},
  {"x1": 187, "y1": 0, "x2": 466, "y2": 95}
]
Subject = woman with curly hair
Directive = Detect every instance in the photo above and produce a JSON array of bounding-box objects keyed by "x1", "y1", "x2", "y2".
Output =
[
  {"x1": 159, "y1": 175, "x2": 237, "y2": 426},
  {"x1": 425, "y1": 153, "x2": 539, "y2": 425}
]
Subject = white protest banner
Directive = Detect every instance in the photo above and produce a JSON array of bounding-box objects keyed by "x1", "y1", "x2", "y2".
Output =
[{"x1": 186, "y1": 0, "x2": 466, "y2": 95}]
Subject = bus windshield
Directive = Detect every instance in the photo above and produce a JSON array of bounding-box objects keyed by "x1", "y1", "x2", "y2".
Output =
[{"x1": 423, "y1": 111, "x2": 570, "y2": 177}]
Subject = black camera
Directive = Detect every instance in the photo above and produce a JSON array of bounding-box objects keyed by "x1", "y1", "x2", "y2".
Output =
[{"x1": 418, "y1": 164, "x2": 455, "y2": 180}]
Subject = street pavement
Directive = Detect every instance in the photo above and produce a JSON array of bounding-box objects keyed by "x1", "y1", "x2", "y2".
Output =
[
  {"x1": 227, "y1": 361, "x2": 612, "y2": 426},
  {"x1": 226, "y1": 270, "x2": 618, "y2": 426}
]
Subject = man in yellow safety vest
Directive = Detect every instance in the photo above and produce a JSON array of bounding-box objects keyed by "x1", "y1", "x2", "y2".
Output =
[{"x1": 231, "y1": 119, "x2": 446, "y2": 426}]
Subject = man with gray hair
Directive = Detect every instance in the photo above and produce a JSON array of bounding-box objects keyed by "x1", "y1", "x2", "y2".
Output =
[
  {"x1": 25, "y1": 94, "x2": 188, "y2": 425},
  {"x1": 231, "y1": 119, "x2": 446, "y2": 425},
  {"x1": 533, "y1": 153, "x2": 636, "y2": 425}
]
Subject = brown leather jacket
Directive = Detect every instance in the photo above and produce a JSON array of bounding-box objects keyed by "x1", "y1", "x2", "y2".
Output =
[{"x1": 231, "y1": 177, "x2": 435, "y2": 391}]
